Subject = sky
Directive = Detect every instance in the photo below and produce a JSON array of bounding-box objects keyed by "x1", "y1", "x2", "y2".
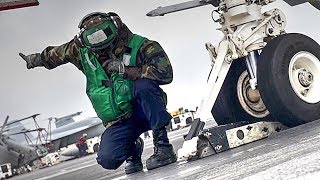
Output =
[{"x1": 1, "y1": 0, "x2": 320, "y2": 126}]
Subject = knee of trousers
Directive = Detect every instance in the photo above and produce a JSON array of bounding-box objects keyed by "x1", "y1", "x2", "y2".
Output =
[{"x1": 96, "y1": 156, "x2": 123, "y2": 170}]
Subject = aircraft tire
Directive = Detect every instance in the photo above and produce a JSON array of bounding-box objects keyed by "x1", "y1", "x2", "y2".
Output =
[
  {"x1": 93, "y1": 143, "x2": 99, "y2": 152},
  {"x1": 258, "y1": 33, "x2": 320, "y2": 127},
  {"x1": 211, "y1": 59, "x2": 274, "y2": 125},
  {"x1": 309, "y1": 0, "x2": 320, "y2": 11}
]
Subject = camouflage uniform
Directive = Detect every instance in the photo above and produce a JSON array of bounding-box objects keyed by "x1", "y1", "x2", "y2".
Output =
[{"x1": 37, "y1": 25, "x2": 173, "y2": 85}]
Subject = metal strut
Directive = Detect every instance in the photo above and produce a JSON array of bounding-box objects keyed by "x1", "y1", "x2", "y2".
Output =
[{"x1": 146, "y1": 0, "x2": 219, "y2": 17}]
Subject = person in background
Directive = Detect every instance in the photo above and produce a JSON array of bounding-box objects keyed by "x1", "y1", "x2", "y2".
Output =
[{"x1": 76, "y1": 133, "x2": 88, "y2": 157}]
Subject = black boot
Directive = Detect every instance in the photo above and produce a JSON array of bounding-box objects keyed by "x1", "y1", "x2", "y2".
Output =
[
  {"x1": 146, "y1": 127, "x2": 177, "y2": 170},
  {"x1": 125, "y1": 137, "x2": 144, "y2": 174}
]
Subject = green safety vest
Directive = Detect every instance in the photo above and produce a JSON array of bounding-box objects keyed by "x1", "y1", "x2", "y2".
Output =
[{"x1": 80, "y1": 34, "x2": 147, "y2": 125}]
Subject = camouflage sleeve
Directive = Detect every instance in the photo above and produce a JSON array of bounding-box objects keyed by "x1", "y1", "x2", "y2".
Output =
[
  {"x1": 39, "y1": 39, "x2": 82, "y2": 70},
  {"x1": 124, "y1": 40, "x2": 173, "y2": 85}
]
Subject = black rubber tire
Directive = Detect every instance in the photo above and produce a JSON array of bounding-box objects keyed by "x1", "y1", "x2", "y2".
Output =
[
  {"x1": 93, "y1": 143, "x2": 99, "y2": 152},
  {"x1": 309, "y1": 1, "x2": 320, "y2": 11},
  {"x1": 211, "y1": 59, "x2": 274, "y2": 125},
  {"x1": 258, "y1": 33, "x2": 320, "y2": 127}
]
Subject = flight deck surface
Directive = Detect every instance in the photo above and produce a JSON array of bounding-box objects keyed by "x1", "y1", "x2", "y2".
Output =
[{"x1": 11, "y1": 119, "x2": 320, "y2": 180}]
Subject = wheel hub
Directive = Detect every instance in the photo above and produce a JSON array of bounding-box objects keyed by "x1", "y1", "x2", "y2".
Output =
[
  {"x1": 237, "y1": 71, "x2": 270, "y2": 118},
  {"x1": 246, "y1": 88, "x2": 260, "y2": 103},
  {"x1": 289, "y1": 51, "x2": 320, "y2": 104},
  {"x1": 298, "y1": 69, "x2": 313, "y2": 87}
]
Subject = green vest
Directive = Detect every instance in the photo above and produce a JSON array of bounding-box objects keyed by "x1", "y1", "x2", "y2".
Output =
[{"x1": 80, "y1": 34, "x2": 147, "y2": 125}]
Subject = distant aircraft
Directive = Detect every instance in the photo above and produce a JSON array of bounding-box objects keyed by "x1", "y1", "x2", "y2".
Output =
[
  {"x1": 0, "y1": 112, "x2": 105, "y2": 168},
  {"x1": 0, "y1": 115, "x2": 48, "y2": 169},
  {"x1": 1, "y1": 0, "x2": 44, "y2": 167},
  {"x1": 44, "y1": 112, "x2": 105, "y2": 153}
]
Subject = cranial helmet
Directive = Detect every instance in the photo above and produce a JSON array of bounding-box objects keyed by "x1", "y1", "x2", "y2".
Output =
[{"x1": 76, "y1": 12, "x2": 122, "y2": 50}]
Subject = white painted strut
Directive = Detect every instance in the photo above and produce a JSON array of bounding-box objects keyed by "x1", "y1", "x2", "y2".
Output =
[
  {"x1": 197, "y1": 39, "x2": 232, "y2": 121},
  {"x1": 178, "y1": 40, "x2": 231, "y2": 159}
]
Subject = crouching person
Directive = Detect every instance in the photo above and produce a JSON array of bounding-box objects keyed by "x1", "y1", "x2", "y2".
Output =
[{"x1": 20, "y1": 12, "x2": 177, "y2": 174}]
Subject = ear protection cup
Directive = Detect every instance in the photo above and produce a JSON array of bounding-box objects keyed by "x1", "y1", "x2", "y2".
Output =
[{"x1": 105, "y1": 12, "x2": 123, "y2": 29}]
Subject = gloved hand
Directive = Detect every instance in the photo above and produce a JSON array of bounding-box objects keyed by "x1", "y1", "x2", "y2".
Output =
[
  {"x1": 19, "y1": 52, "x2": 42, "y2": 69},
  {"x1": 123, "y1": 67, "x2": 141, "y2": 80},
  {"x1": 107, "y1": 61, "x2": 125, "y2": 75}
]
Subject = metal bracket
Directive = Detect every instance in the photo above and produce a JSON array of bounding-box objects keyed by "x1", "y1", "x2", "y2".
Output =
[
  {"x1": 196, "y1": 121, "x2": 286, "y2": 158},
  {"x1": 179, "y1": 121, "x2": 286, "y2": 161},
  {"x1": 184, "y1": 118, "x2": 205, "y2": 140}
]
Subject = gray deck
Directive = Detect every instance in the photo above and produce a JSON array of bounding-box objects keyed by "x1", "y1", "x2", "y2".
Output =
[{"x1": 11, "y1": 119, "x2": 320, "y2": 180}]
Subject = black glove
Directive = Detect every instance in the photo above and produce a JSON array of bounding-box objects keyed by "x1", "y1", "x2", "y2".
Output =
[
  {"x1": 106, "y1": 61, "x2": 125, "y2": 75},
  {"x1": 19, "y1": 53, "x2": 42, "y2": 69}
]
